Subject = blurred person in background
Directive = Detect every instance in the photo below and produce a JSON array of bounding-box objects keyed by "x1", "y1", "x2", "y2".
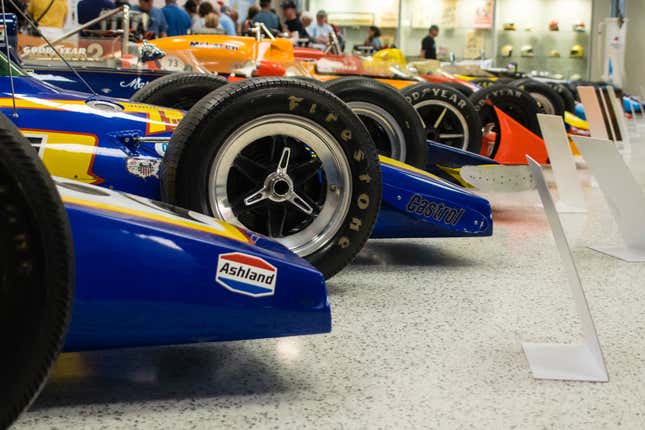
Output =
[
  {"x1": 420, "y1": 24, "x2": 439, "y2": 59},
  {"x1": 132, "y1": 0, "x2": 168, "y2": 38},
  {"x1": 193, "y1": 12, "x2": 220, "y2": 33},
  {"x1": 307, "y1": 10, "x2": 332, "y2": 49},
  {"x1": 364, "y1": 25, "x2": 382, "y2": 51},
  {"x1": 162, "y1": 0, "x2": 191, "y2": 36},
  {"x1": 281, "y1": 0, "x2": 308, "y2": 41},
  {"x1": 28, "y1": 0, "x2": 69, "y2": 39},
  {"x1": 252, "y1": 0, "x2": 280, "y2": 34},
  {"x1": 241, "y1": 4, "x2": 259, "y2": 35},
  {"x1": 192, "y1": 1, "x2": 214, "y2": 31},
  {"x1": 218, "y1": 4, "x2": 236, "y2": 35},
  {"x1": 300, "y1": 10, "x2": 313, "y2": 29},
  {"x1": 184, "y1": 0, "x2": 200, "y2": 29}
]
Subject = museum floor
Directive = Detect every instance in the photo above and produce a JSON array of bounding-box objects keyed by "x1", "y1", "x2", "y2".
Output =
[{"x1": 15, "y1": 122, "x2": 645, "y2": 429}]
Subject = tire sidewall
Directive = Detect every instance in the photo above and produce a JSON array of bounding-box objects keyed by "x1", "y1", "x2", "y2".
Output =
[
  {"x1": 324, "y1": 77, "x2": 428, "y2": 168},
  {"x1": 401, "y1": 82, "x2": 483, "y2": 153},
  {"x1": 165, "y1": 79, "x2": 382, "y2": 278}
]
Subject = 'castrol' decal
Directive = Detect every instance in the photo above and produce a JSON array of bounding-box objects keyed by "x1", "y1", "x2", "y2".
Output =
[{"x1": 216, "y1": 253, "x2": 277, "y2": 297}]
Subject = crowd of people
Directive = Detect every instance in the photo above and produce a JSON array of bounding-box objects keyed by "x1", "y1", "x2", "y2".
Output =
[{"x1": 9, "y1": 0, "x2": 351, "y2": 47}]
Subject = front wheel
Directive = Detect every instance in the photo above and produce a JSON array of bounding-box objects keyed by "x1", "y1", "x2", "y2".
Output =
[
  {"x1": 162, "y1": 78, "x2": 382, "y2": 279},
  {"x1": 401, "y1": 82, "x2": 483, "y2": 154}
]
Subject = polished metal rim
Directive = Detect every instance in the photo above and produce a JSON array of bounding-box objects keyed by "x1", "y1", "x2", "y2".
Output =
[
  {"x1": 209, "y1": 114, "x2": 352, "y2": 257},
  {"x1": 414, "y1": 99, "x2": 469, "y2": 150},
  {"x1": 529, "y1": 92, "x2": 556, "y2": 115},
  {"x1": 347, "y1": 101, "x2": 407, "y2": 161}
]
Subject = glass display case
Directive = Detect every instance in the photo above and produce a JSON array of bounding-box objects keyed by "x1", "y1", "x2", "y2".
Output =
[
  {"x1": 399, "y1": 0, "x2": 494, "y2": 60},
  {"x1": 493, "y1": 0, "x2": 591, "y2": 79}
]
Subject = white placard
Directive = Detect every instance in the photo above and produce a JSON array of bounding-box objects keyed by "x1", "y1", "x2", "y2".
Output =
[
  {"x1": 572, "y1": 136, "x2": 645, "y2": 261},
  {"x1": 523, "y1": 157, "x2": 608, "y2": 382},
  {"x1": 537, "y1": 114, "x2": 586, "y2": 213}
]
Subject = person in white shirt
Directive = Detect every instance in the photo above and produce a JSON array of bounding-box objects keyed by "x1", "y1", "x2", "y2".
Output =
[{"x1": 307, "y1": 9, "x2": 333, "y2": 50}]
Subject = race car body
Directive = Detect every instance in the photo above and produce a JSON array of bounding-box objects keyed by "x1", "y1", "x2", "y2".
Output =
[
  {"x1": 58, "y1": 178, "x2": 331, "y2": 351},
  {"x1": 0, "y1": 59, "x2": 493, "y2": 240}
]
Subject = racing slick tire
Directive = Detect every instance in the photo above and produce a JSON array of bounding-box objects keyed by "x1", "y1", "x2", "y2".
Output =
[
  {"x1": 401, "y1": 82, "x2": 483, "y2": 154},
  {"x1": 0, "y1": 113, "x2": 74, "y2": 429},
  {"x1": 469, "y1": 84, "x2": 541, "y2": 159},
  {"x1": 130, "y1": 72, "x2": 229, "y2": 110},
  {"x1": 162, "y1": 77, "x2": 382, "y2": 279},
  {"x1": 471, "y1": 78, "x2": 496, "y2": 88},
  {"x1": 444, "y1": 82, "x2": 475, "y2": 97},
  {"x1": 511, "y1": 78, "x2": 565, "y2": 117},
  {"x1": 547, "y1": 82, "x2": 577, "y2": 113},
  {"x1": 322, "y1": 76, "x2": 428, "y2": 169}
]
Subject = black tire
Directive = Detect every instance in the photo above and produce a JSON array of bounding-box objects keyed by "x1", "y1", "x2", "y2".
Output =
[
  {"x1": 471, "y1": 78, "x2": 496, "y2": 88},
  {"x1": 512, "y1": 78, "x2": 565, "y2": 117},
  {"x1": 469, "y1": 84, "x2": 541, "y2": 158},
  {"x1": 0, "y1": 113, "x2": 74, "y2": 429},
  {"x1": 444, "y1": 82, "x2": 474, "y2": 97},
  {"x1": 401, "y1": 82, "x2": 483, "y2": 154},
  {"x1": 547, "y1": 82, "x2": 577, "y2": 113},
  {"x1": 162, "y1": 77, "x2": 382, "y2": 279},
  {"x1": 130, "y1": 72, "x2": 229, "y2": 110},
  {"x1": 322, "y1": 76, "x2": 428, "y2": 169}
]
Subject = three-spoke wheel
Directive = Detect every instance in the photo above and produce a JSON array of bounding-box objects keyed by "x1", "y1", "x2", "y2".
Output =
[{"x1": 162, "y1": 78, "x2": 382, "y2": 279}]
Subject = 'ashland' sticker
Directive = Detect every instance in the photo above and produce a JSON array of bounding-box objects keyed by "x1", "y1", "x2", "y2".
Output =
[{"x1": 216, "y1": 253, "x2": 277, "y2": 297}]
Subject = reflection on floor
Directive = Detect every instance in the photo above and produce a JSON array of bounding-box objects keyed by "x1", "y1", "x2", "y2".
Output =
[{"x1": 16, "y1": 123, "x2": 645, "y2": 429}]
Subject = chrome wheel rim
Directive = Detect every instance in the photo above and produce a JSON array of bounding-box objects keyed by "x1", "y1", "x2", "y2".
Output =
[
  {"x1": 209, "y1": 114, "x2": 352, "y2": 257},
  {"x1": 529, "y1": 92, "x2": 556, "y2": 114},
  {"x1": 414, "y1": 99, "x2": 469, "y2": 150},
  {"x1": 348, "y1": 101, "x2": 407, "y2": 161}
]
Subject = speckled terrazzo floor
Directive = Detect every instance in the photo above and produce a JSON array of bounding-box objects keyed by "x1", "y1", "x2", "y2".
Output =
[{"x1": 14, "y1": 121, "x2": 645, "y2": 429}]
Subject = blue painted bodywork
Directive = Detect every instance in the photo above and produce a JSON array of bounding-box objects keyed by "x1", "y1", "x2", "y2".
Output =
[
  {"x1": 57, "y1": 179, "x2": 330, "y2": 351},
  {"x1": 0, "y1": 72, "x2": 492, "y2": 239},
  {"x1": 28, "y1": 66, "x2": 167, "y2": 98}
]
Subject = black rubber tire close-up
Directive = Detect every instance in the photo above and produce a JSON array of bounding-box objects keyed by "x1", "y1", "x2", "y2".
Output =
[
  {"x1": 469, "y1": 84, "x2": 541, "y2": 158},
  {"x1": 444, "y1": 82, "x2": 475, "y2": 97},
  {"x1": 401, "y1": 82, "x2": 483, "y2": 154},
  {"x1": 162, "y1": 77, "x2": 382, "y2": 279},
  {"x1": 0, "y1": 113, "x2": 74, "y2": 429},
  {"x1": 511, "y1": 78, "x2": 566, "y2": 117},
  {"x1": 130, "y1": 72, "x2": 229, "y2": 110},
  {"x1": 322, "y1": 76, "x2": 428, "y2": 169},
  {"x1": 471, "y1": 78, "x2": 496, "y2": 88},
  {"x1": 547, "y1": 82, "x2": 577, "y2": 113}
]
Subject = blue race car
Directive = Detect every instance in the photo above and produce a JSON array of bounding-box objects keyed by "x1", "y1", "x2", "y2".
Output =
[
  {"x1": 0, "y1": 49, "x2": 492, "y2": 279},
  {"x1": 0, "y1": 112, "x2": 330, "y2": 428}
]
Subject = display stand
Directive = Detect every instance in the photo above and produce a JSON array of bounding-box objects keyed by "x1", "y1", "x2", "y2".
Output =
[
  {"x1": 537, "y1": 114, "x2": 586, "y2": 213},
  {"x1": 572, "y1": 136, "x2": 645, "y2": 261},
  {"x1": 522, "y1": 157, "x2": 608, "y2": 382}
]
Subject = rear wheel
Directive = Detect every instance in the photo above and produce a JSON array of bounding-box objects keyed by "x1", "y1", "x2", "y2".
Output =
[
  {"x1": 162, "y1": 78, "x2": 382, "y2": 279},
  {"x1": 512, "y1": 78, "x2": 565, "y2": 116},
  {"x1": 130, "y1": 72, "x2": 229, "y2": 110},
  {"x1": 401, "y1": 82, "x2": 482, "y2": 153},
  {"x1": 0, "y1": 113, "x2": 74, "y2": 429},
  {"x1": 469, "y1": 84, "x2": 541, "y2": 158},
  {"x1": 323, "y1": 76, "x2": 428, "y2": 169},
  {"x1": 547, "y1": 82, "x2": 577, "y2": 113}
]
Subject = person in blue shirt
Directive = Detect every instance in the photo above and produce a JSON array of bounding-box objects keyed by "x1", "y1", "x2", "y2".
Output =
[
  {"x1": 132, "y1": 0, "x2": 168, "y2": 38},
  {"x1": 162, "y1": 0, "x2": 191, "y2": 36},
  {"x1": 252, "y1": 0, "x2": 280, "y2": 34},
  {"x1": 78, "y1": 0, "x2": 115, "y2": 28},
  {"x1": 219, "y1": 5, "x2": 237, "y2": 36}
]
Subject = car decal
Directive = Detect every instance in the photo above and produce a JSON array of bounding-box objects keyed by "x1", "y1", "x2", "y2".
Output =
[{"x1": 22, "y1": 129, "x2": 104, "y2": 184}]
